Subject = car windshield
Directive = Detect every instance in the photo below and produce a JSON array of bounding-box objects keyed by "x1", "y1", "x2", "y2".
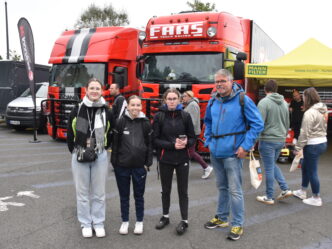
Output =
[
  {"x1": 50, "y1": 63, "x2": 106, "y2": 87},
  {"x1": 142, "y1": 53, "x2": 223, "y2": 83},
  {"x1": 20, "y1": 84, "x2": 48, "y2": 98}
]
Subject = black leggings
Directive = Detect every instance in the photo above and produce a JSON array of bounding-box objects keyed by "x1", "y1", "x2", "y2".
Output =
[{"x1": 159, "y1": 162, "x2": 189, "y2": 220}]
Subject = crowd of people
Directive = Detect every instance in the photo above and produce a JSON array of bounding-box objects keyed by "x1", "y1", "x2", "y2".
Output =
[{"x1": 66, "y1": 70, "x2": 328, "y2": 241}]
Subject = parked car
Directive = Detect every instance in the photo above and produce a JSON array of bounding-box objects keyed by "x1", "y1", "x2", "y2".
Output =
[{"x1": 5, "y1": 82, "x2": 49, "y2": 132}]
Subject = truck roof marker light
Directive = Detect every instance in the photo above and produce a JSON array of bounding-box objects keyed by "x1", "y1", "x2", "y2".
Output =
[
  {"x1": 185, "y1": 18, "x2": 189, "y2": 22},
  {"x1": 139, "y1": 31, "x2": 146, "y2": 41},
  {"x1": 177, "y1": 19, "x2": 181, "y2": 22},
  {"x1": 170, "y1": 19, "x2": 173, "y2": 23},
  {"x1": 207, "y1": 27, "x2": 217, "y2": 37}
]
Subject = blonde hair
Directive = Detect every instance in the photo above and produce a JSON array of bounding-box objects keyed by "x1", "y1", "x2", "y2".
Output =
[{"x1": 184, "y1": 90, "x2": 194, "y2": 98}]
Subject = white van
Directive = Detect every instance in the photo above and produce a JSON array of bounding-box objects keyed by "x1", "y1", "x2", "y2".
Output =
[{"x1": 5, "y1": 82, "x2": 49, "y2": 132}]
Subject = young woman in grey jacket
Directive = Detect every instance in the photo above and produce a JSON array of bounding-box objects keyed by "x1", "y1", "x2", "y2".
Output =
[
  {"x1": 182, "y1": 91, "x2": 213, "y2": 179},
  {"x1": 293, "y1": 87, "x2": 328, "y2": 206}
]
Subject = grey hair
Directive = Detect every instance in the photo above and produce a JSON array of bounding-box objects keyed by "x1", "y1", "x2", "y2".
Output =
[{"x1": 215, "y1": 69, "x2": 233, "y2": 81}]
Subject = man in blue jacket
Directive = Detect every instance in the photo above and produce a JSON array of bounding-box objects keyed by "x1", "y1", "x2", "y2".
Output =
[{"x1": 204, "y1": 69, "x2": 264, "y2": 241}]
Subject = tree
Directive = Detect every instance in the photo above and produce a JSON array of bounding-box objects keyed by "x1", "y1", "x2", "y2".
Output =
[
  {"x1": 9, "y1": 50, "x2": 21, "y2": 61},
  {"x1": 186, "y1": 0, "x2": 217, "y2": 11},
  {"x1": 75, "y1": 3, "x2": 129, "y2": 29}
]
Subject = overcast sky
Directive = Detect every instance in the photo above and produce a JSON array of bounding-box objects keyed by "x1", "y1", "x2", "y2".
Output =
[{"x1": 1, "y1": 0, "x2": 331, "y2": 65}]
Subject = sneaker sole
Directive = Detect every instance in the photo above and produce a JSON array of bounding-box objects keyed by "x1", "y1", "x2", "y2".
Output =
[
  {"x1": 293, "y1": 193, "x2": 306, "y2": 200},
  {"x1": 256, "y1": 199, "x2": 274, "y2": 205},
  {"x1": 204, "y1": 223, "x2": 229, "y2": 229},
  {"x1": 227, "y1": 235, "x2": 242, "y2": 241},
  {"x1": 276, "y1": 192, "x2": 293, "y2": 201}
]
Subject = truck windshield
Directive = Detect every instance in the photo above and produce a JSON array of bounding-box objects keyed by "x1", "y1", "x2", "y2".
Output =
[
  {"x1": 142, "y1": 53, "x2": 223, "y2": 83},
  {"x1": 50, "y1": 63, "x2": 106, "y2": 87}
]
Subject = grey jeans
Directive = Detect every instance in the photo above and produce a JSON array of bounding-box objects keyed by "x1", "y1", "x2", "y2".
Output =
[{"x1": 71, "y1": 150, "x2": 108, "y2": 228}]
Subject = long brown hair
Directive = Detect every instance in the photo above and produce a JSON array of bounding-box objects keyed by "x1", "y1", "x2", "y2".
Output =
[{"x1": 303, "y1": 87, "x2": 321, "y2": 111}]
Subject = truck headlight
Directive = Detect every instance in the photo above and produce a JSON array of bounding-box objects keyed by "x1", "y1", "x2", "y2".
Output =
[
  {"x1": 139, "y1": 31, "x2": 146, "y2": 41},
  {"x1": 207, "y1": 27, "x2": 217, "y2": 37}
]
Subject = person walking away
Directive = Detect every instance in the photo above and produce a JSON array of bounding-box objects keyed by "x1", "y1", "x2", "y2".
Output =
[
  {"x1": 153, "y1": 88, "x2": 196, "y2": 235},
  {"x1": 293, "y1": 87, "x2": 328, "y2": 206},
  {"x1": 111, "y1": 95, "x2": 153, "y2": 235},
  {"x1": 256, "y1": 80, "x2": 293, "y2": 205},
  {"x1": 110, "y1": 83, "x2": 127, "y2": 119},
  {"x1": 67, "y1": 78, "x2": 113, "y2": 238},
  {"x1": 204, "y1": 69, "x2": 264, "y2": 241},
  {"x1": 289, "y1": 89, "x2": 304, "y2": 141},
  {"x1": 182, "y1": 90, "x2": 213, "y2": 179}
]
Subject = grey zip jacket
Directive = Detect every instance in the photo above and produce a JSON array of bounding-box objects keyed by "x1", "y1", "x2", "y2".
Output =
[{"x1": 295, "y1": 102, "x2": 328, "y2": 151}]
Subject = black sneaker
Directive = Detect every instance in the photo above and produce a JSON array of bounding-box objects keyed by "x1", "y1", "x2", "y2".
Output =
[
  {"x1": 227, "y1": 226, "x2": 243, "y2": 241},
  {"x1": 204, "y1": 215, "x2": 229, "y2": 229},
  {"x1": 155, "y1": 216, "x2": 170, "y2": 230},
  {"x1": 176, "y1": 221, "x2": 188, "y2": 235}
]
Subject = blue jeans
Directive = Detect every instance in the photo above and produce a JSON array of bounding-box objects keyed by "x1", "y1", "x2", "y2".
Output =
[
  {"x1": 258, "y1": 141, "x2": 289, "y2": 199},
  {"x1": 210, "y1": 154, "x2": 244, "y2": 227},
  {"x1": 71, "y1": 150, "x2": 108, "y2": 228},
  {"x1": 302, "y1": 142, "x2": 327, "y2": 195},
  {"x1": 114, "y1": 167, "x2": 147, "y2": 222}
]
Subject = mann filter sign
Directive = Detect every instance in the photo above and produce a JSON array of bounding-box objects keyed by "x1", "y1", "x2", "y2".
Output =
[
  {"x1": 247, "y1": 65, "x2": 268, "y2": 75},
  {"x1": 149, "y1": 21, "x2": 207, "y2": 40}
]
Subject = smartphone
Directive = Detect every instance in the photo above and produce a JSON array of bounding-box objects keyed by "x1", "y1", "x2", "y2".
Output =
[{"x1": 178, "y1": 135, "x2": 187, "y2": 141}]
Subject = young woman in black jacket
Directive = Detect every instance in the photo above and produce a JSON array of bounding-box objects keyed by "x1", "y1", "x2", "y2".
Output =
[
  {"x1": 67, "y1": 78, "x2": 112, "y2": 238},
  {"x1": 153, "y1": 88, "x2": 195, "y2": 235},
  {"x1": 111, "y1": 95, "x2": 153, "y2": 235}
]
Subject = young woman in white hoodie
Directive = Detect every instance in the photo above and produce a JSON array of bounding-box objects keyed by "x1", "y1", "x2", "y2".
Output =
[{"x1": 293, "y1": 87, "x2": 328, "y2": 206}]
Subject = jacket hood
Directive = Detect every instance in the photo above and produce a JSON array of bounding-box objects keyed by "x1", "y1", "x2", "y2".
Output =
[
  {"x1": 311, "y1": 102, "x2": 327, "y2": 114},
  {"x1": 124, "y1": 109, "x2": 146, "y2": 119},
  {"x1": 160, "y1": 103, "x2": 183, "y2": 112},
  {"x1": 266, "y1": 93, "x2": 285, "y2": 105},
  {"x1": 187, "y1": 97, "x2": 199, "y2": 105}
]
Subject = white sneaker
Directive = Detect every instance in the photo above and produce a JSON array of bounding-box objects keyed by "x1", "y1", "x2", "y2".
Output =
[
  {"x1": 256, "y1": 195, "x2": 274, "y2": 204},
  {"x1": 293, "y1": 189, "x2": 307, "y2": 200},
  {"x1": 82, "y1": 227, "x2": 93, "y2": 238},
  {"x1": 94, "y1": 227, "x2": 106, "y2": 238},
  {"x1": 133, "y1": 222, "x2": 143, "y2": 235},
  {"x1": 202, "y1": 166, "x2": 213, "y2": 179},
  {"x1": 303, "y1": 196, "x2": 322, "y2": 206},
  {"x1": 276, "y1": 189, "x2": 293, "y2": 200},
  {"x1": 119, "y1": 222, "x2": 129, "y2": 235}
]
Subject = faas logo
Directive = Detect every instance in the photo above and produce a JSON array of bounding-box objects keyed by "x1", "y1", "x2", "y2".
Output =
[{"x1": 149, "y1": 22, "x2": 206, "y2": 40}]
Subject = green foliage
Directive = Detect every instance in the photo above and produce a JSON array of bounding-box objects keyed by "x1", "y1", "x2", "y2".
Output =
[
  {"x1": 9, "y1": 50, "x2": 21, "y2": 61},
  {"x1": 75, "y1": 3, "x2": 129, "y2": 29},
  {"x1": 186, "y1": 0, "x2": 217, "y2": 11}
]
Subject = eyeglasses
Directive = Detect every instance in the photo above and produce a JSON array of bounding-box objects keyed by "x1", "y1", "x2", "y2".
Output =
[
  {"x1": 215, "y1": 80, "x2": 228, "y2": 84},
  {"x1": 166, "y1": 97, "x2": 178, "y2": 101}
]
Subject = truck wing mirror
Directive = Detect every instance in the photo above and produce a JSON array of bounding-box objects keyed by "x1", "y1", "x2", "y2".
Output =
[{"x1": 236, "y1": 52, "x2": 247, "y2": 61}]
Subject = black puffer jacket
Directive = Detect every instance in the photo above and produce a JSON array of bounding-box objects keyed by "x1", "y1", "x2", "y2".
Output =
[
  {"x1": 111, "y1": 111, "x2": 153, "y2": 168},
  {"x1": 153, "y1": 105, "x2": 196, "y2": 165}
]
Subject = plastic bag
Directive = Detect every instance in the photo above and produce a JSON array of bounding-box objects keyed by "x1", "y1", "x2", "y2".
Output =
[
  {"x1": 249, "y1": 151, "x2": 262, "y2": 189},
  {"x1": 290, "y1": 150, "x2": 303, "y2": 172}
]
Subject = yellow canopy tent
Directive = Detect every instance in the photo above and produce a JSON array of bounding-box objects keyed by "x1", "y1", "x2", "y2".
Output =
[{"x1": 245, "y1": 38, "x2": 332, "y2": 87}]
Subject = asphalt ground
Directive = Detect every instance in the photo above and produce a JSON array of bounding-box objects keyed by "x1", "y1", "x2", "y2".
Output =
[{"x1": 0, "y1": 122, "x2": 332, "y2": 249}]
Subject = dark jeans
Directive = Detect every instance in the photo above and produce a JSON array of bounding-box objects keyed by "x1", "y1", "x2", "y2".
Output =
[
  {"x1": 188, "y1": 141, "x2": 208, "y2": 169},
  {"x1": 302, "y1": 142, "x2": 327, "y2": 195},
  {"x1": 114, "y1": 167, "x2": 147, "y2": 222},
  {"x1": 159, "y1": 162, "x2": 189, "y2": 220}
]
